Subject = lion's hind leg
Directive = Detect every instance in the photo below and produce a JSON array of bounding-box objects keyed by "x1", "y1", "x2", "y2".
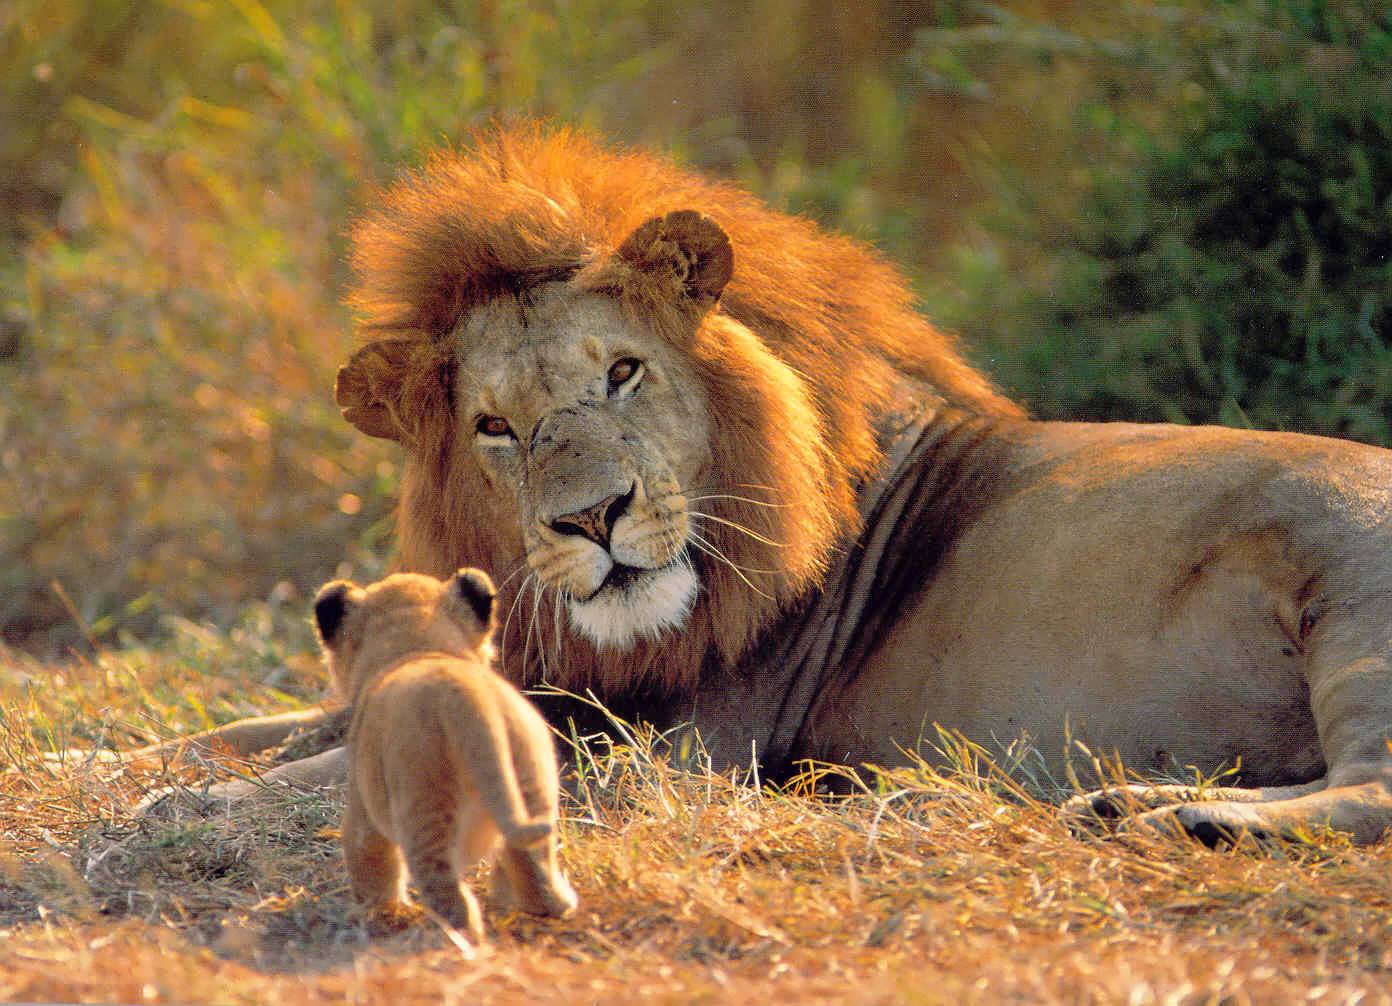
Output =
[
  {"x1": 1067, "y1": 645, "x2": 1392, "y2": 846},
  {"x1": 1215, "y1": 638, "x2": 1392, "y2": 846},
  {"x1": 1121, "y1": 779, "x2": 1392, "y2": 846}
]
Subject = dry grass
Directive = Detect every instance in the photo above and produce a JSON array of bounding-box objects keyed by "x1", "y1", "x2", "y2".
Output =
[{"x1": 2, "y1": 644, "x2": 1391, "y2": 1005}]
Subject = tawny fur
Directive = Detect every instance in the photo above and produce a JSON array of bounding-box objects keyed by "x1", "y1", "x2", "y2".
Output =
[{"x1": 314, "y1": 569, "x2": 576, "y2": 940}]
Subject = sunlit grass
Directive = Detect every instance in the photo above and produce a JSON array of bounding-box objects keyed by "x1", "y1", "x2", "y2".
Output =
[{"x1": 1, "y1": 632, "x2": 1390, "y2": 1003}]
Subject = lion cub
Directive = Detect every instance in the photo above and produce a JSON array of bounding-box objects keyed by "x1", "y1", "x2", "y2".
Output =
[{"x1": 313, "y1": 568, "x2": 577, "y2": 941}]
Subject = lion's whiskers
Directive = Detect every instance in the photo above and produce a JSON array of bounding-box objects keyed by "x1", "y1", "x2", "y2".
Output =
[
  {"x1": 687, "y1": 510, "x2": 787, "y2": 548},
  {"x1": 674, "y1": 531, "x2": 699, "y2": 584},
  {"x1": 499, "y1": 571, "x2": 537, "y2": 673},
  {"x1": 684, "y1": 528, "x2": 782, "y2": 576},
  {"x1": 686, "y1": 493, "x2": 794, "y2": 510},
  {"x1": 524, "y1": 576, "x2": 552, "y2": 681},
  {"x1": 687, "y1": 529, "x2": 776, "y2": 600},
  {"x1": 551, "y1": 588, "x2": 566, "y2": 671},
  {"x1": 492, "y1": 559, "x2": 531, "y2": 594},
  {"x1": 680, "y1": 480, "x2": 787, "y2": 507},
  {"x1": 661, "y1": 527, "x2": 701, "y2": 588},
  {"x1": 684, "y1": 484, "x2": 851, "y2": 561}
]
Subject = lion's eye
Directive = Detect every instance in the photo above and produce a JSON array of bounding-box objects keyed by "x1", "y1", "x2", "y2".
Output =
[
  {"x1": 475, "y1": 415, "x2": 514, "y2": 439},
  {"x1": 607, "y1": 357, "x2": 644, "y2": 398}
]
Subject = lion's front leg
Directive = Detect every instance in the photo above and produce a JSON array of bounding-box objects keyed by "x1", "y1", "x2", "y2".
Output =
[
  {"x1": 128, "y1": 706, "x2": 352, "y2": 818},
  {"x1": 135, "y1": 744, "x2": 350, "y2": 818},
  {"x1": 46, "y1": 706, "x2": 338, "y2": 770},
  {"x1": 126, "y1": 706, "x2": 340, "y2": 765},
  {"x1": 1124, "y1": 779, "x2": 1392, "y2": 846}
]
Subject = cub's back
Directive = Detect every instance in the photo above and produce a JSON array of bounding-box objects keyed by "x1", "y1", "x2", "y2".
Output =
[{"x1": 349, "y1": 655, "x2": 558, "y2": 819}]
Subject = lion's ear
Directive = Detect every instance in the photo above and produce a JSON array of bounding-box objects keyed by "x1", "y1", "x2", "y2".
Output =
[
  {"x1": 613, "y1": 210, "x2": 733, "y2": 309},
  {"x1": 335, "y1": 339, "x2": 453, "y2": 446}
]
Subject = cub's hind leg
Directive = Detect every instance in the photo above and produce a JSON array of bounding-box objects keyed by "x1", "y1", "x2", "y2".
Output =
[
  {"x1": 396, "y1": 801, "x2": 485, "y2": 943},
  {"x1": 342, "y1": 787, "x2": 408, "y2": 922}
]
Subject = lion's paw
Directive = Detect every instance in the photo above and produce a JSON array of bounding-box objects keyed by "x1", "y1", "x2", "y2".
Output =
[
  {"x1": 1118, "y1": 801, "x2": 1273, "y2": 847},
  {"x1": 1061, "y1": 785, "x2": 1176, "y2": 834}
]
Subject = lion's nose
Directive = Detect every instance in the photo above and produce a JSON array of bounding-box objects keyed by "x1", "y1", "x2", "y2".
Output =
[{"x1": 549, "y1": 485, "x2": 634, "y2": 548}]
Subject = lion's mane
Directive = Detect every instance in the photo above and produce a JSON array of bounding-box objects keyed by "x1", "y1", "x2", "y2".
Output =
[{"x1": 343, "y1": 123, "x2": 1022, "y2": 696}]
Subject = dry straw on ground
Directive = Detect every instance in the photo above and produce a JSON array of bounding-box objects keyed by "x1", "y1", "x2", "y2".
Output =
[{"x1": 1, "y1": 642, "x2": 1390, "y2": 1005}]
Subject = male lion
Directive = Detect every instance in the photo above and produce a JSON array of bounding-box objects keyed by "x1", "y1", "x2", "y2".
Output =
[
  {"x1": 314, "y1": 568, "x2": 577, "y2": 938},
  {"x1": 181, "y1": 124, "x2": 1392, "y2": 846}
]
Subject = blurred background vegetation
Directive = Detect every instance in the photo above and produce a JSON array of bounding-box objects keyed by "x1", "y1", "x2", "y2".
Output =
[{"x1": 1, "y1": 0, "x2": 1389, "y2": 656}]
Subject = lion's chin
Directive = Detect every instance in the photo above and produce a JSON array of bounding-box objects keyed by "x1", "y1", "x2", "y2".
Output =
[{"x1": 566, "y1": 562, "x2": 698, "y2": 651}]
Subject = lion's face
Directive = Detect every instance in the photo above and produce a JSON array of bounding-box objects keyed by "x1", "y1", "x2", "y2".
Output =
[
  {"x1": 339, "y1": 206, "x2": 852, "y2": 687},
  {"x1": 456, "y1": 285, "x2": 711, "y2": 649}
]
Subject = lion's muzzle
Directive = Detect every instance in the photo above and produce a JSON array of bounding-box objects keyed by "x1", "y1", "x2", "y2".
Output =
[{"x1": 521, "y1": 408, "x2": 696, "y2": 649}]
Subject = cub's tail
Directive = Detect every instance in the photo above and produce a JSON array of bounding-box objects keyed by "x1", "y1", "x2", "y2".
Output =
[
  {"x1": 505, "y1": 818, "x2": 554, "y2": 847},
  {"x1": 441, "y1": 691, "x2": 553, "y2": 849}
]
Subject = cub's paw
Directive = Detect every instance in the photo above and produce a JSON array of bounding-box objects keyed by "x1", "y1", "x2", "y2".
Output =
[{"x1": 361, "y1": 899, "x2": 421, "y2": 935}]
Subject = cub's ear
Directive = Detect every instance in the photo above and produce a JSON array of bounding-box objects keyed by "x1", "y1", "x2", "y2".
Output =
[
  {"x1": 613, "y1": 210, "x2": 733, "y2": 310},
  {"x1": 335, "y1": 339, "x2": 453, "y2": 446},
  {"x1": 313, "y1": 580, "x2": 356, "y2": 645},
  {"x1": 450, "y1": 568, "x2": 496, "y2": 626}
]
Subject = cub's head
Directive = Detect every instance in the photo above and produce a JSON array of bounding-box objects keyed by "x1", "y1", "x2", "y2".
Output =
[{"x1": 313, "y1": 569, "x2": 497, "y2": 700}]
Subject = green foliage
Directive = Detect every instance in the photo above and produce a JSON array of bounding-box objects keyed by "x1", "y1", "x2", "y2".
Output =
[{"x1": 943, "y1": 2, "x2": 1392, "y2": 443}]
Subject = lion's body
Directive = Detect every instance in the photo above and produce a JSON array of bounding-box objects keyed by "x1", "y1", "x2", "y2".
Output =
[
  {"x1": 810, "y1": 420, "x2": 1390, "y2": 807},
  {"x1": 174, "y1": 124, "x2": 1392, "y2": 846},
  {"x1": 314, "y1": 570, "x2": 576, "y2": 940}
]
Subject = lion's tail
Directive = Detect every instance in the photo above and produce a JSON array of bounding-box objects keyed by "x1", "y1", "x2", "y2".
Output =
[{"x1": 442, "y1": 693, "x2": 554, "y2": 849}]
